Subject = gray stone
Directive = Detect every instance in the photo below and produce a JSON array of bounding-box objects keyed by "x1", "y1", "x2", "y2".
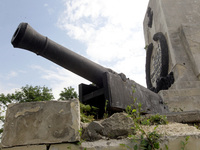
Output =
[
  {"x1": 101, "y1": 113, "x2": 135, "y2": 138},
  {"x1": 82, "y1": 121, "x2": 104, "y2": 141},
  {"x1": 159, "y1": 88, "x2": 200, "y2": 112},
  {"x1": 1, "y1": 99, "x2": 80, "y2": 148},
  {"x1": 50, "y1": 139, "x2": 138, "y2": 150},
  {"x1": 82, "y1": 112, "x2": 135, "y2": 141},
  {"x1": 49, "y1": 143, "x2": 80, "y2": 150},
  {"x1": 164, "y1": 111, "x2": 200, "y2": 123},
  {"x1": 170, "y1": 81, "x2": 200, "y2": 89},
  {"x1": 1, "y1": 145, "x2": 46, "y2": 150}
]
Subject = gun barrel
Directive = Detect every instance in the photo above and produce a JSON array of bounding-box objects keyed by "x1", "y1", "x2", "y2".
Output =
[{"x1": 11, "y1": 23, "x2": 108, "y2": 87}]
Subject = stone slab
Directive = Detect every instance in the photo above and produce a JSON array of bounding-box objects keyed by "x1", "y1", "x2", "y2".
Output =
[
  {"x1": 164, "y1": 96, "x2": 200, "y2": 112},
  {"x1": 49, "y1": 143, "x2": 80, "y2": 150},
  {"x1": 49, "y1": 139, "x2": 138, "y2": 150},
  {"x1": 159, "y1": 88, "x2": 200, "y2": 99},
  {"x1": 159, "y1": 88, "x2": 200, "y2": 112},
  {"x1": 163, "y1": 111, "x2": 200, "y2": 123},
  {"x1": 49, "y1": 135, "x2": 200, "y2": 150},
  {"x1": 1, "y1": 100, "x2": 80, "y2": 148},
  {"x1": 1, "y1": 145, "x2": 46, "y2": 150},
  {"x1": 170, "y1": 81, "x2": 200, "y2": 89},
  {"x1": 161, "y1": 135, "x2": 200, "y2": 150},
  {"x1": 2, "y1": 135, "x2": 200, "y2": 150}
]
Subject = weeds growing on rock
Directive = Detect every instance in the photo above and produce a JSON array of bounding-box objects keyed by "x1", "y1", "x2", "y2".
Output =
[
  {"x1": 180, "y1": 136, "x2": 190, "y2": 150},
  {"x1": 80, "y1": 103, "x2": 99, "y2": 123},
  {"x1": 121, "y1": 86, "x2": 168, "y2": 150},
  {"x1": 77, "y1": 128, "x2": 87, "y2": 150},
  {"x1": 141, "y1": 114, "x2": 168, "y2": 126},
  {"x1": 103, "y1": 99, "x2": 109, "y2": 119}
]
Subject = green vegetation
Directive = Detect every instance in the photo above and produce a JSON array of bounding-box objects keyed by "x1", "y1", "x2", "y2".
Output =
[
  {"x1": 144, "y1": 45, "x2": 149, "y2": 50},
  {"x1": 137, "y1": 126, "x2": 160, "y2": 150},
  {"x1": 194, "y1": 123, "x2": 200, "y2": 130},
  {"x1": 121, "y1": 86, "x2": 168, "y2": 150},
  {"x1": 103, "y1": 99, "x2": 109, "y2": 119},
  {"x1": 59, "y1": 86, "x2": 78, "y2": 100},
  {"x1": 181, "y1": 136, "x2": 190, "y2": 150},
  {"x1": 125, "y1": 86, "x2": 168, "y2": 126},
  {"x1": 125, "y1": 107, "x2": 165, "y2": 150},
  {"x1": 121, "y1": 85, "x2": 192, "y2": 150},
  {"x1": 0, "y1": 85, "x2": 54, "y2": 105},
  {"x1": 80, "y1": 103, "x2": 98, "y2": 123},
  {"x1": 140, "y1": 114, "x2": 168, "y2": 126}
]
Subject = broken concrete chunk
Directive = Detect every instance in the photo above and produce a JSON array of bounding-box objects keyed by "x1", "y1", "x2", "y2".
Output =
[
  {"x1": 1, "y1": 99, "x2": 80, "y2": 148},
  {"x1": 82, "y1": 112, "x2": 135, "y2": 141}
]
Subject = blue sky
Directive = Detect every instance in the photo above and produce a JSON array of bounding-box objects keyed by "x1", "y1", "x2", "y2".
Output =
[{"x1": 0, "y1": 0, "x2": 149, "y2": 99}]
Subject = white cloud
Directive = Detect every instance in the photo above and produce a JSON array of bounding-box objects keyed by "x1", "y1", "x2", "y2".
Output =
[
  {"x1": 6, "y1": 71, "x2": 18, "y2": 80},
  {"x1": 44, "y1": 3, "x2": 55, "y2": 15},
  {"x1": 57, "y1": 0, "x2": 149, "y2": 87},
  {"x1": 0, "y1": 71, "x2": 26, "y2": 95},
  {"x1": 0, "y1": 81, "x2": 18, "y2": 95},
  {"x1": 44, "y1": 3, "x2": 48, "y2": 7},
  {"x1": 31, "y1": 65, "x2": 90, "y2": 99}
]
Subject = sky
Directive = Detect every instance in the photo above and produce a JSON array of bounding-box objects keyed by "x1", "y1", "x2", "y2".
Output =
[{"x1": 0, "y1": 0, "x2": 149, "y2": 99}]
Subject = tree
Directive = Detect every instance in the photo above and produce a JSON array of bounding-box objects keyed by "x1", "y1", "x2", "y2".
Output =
[
  {"x1": 59, "y1": 86, "x2": 78, "y2": 100},
  {"x1": 0, "y1": 85, "x2": 54, "y2": 106}
]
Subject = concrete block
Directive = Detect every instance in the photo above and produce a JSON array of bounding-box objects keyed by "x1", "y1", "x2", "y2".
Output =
[
  {"x1": 160, "y1": 135, "x2": 200, "y2": 150},
  {"x1": 49, "y1": 143, "x2": 80, "y2": 150},
  {"x1": 165, "y1": 111, "x2": 200, "y2": 123},
  {"x1": 1, "y1": 100, "x2": 80, "y2": 148},
  {"x1": 170, "y1": 81, "x2": 200, "y2": 89},
  {"x1": 81, "y1": 139, "x2": 138, "y2": 150},
  {"x1": 159, "y1": 88, "x2": 200, "y2": 112},
  {"x1": 50, "y1": 135, "x2": 200, "y2": 150},
  {"x1": 49, "y1": 139, "x2": 137, "y2": 150},
  {"x1": 1, "y1": 145, "x2": 46, "y2": 150},
  {"x1": 49, "y1": 143, "x2": 81, "y2": 150},
  {"x1": 159, "y1": 88, "x2": 200, "y2": 99}
]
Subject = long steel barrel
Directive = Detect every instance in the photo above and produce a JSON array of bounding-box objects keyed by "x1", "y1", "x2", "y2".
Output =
[{"x1": 11, "y1": 23, "x2": 108, "y2": 87}]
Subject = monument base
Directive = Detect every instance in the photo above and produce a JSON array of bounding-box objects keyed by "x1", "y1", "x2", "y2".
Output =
[{"x1": 159, "y1": 81, "x2": 200, "y2": 112}]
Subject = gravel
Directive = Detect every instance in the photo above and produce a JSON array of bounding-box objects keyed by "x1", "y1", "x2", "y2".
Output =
[{"x1": 136, "y1": 122, "x2": 200, "y2": 137}]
